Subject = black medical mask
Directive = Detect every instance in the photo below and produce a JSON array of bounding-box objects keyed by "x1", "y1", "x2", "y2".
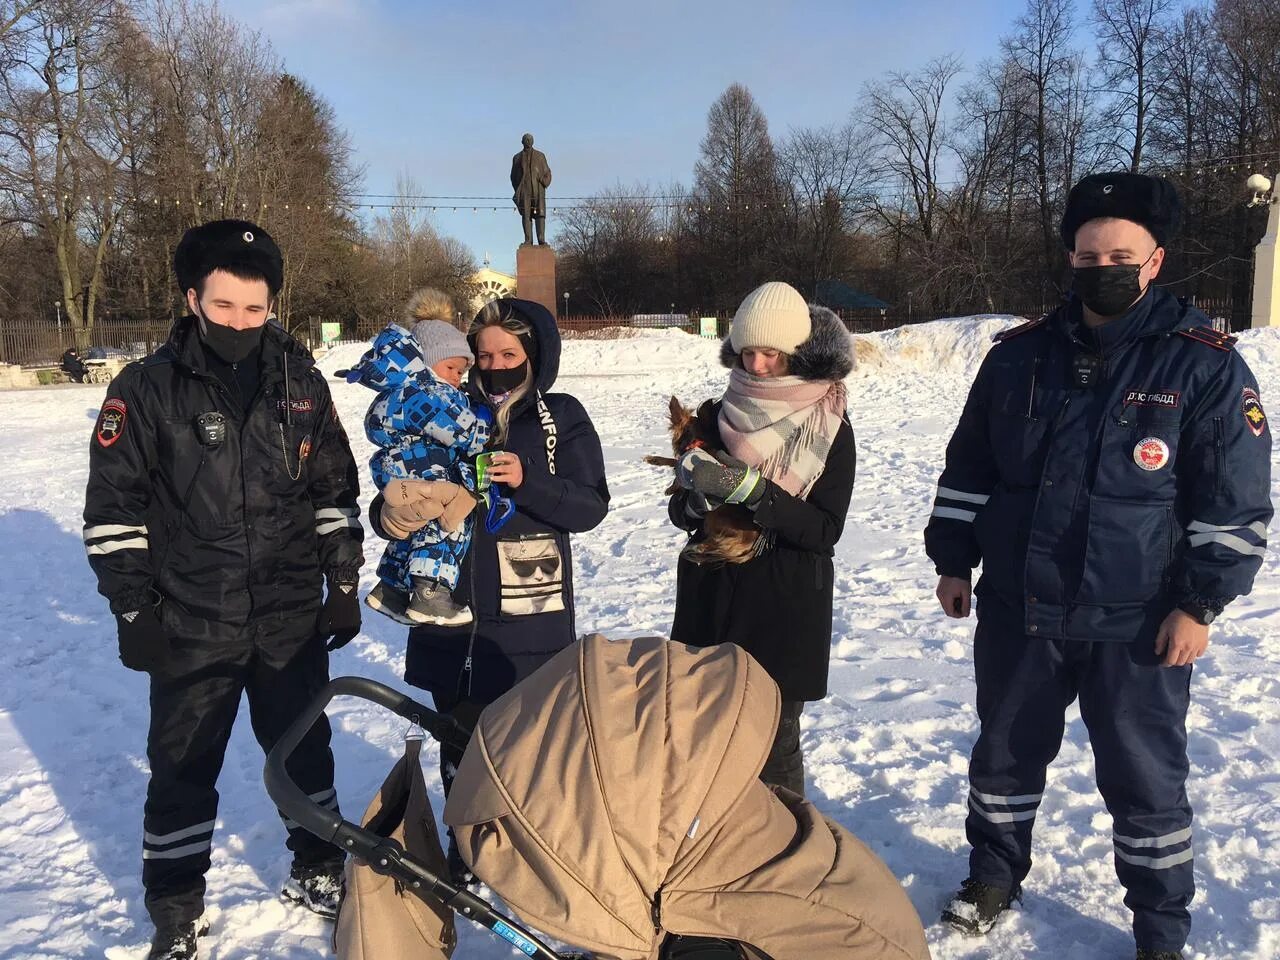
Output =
[
  {"x1": 196, "y1": 309, "x2": 265, "y2": 364},
  {"x1": 479, "y1": 360, "x2": 530, "y2": 395},
  {"x1": 1072, "y1": 250, "x2": 1156, "y2": 318}
]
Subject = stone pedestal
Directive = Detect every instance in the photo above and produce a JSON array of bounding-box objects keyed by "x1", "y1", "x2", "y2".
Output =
[
  {"x1": 1252, "y1": 198, "x2": 1280, "y2": 328},
  {"x1": 516, "y1": 244, "x2": 558, "y2": 319}
]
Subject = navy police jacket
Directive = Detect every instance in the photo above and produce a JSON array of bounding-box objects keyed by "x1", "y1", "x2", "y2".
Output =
[{"x1": 925, "y1": 288, "x2": 1271, "y2": 641}]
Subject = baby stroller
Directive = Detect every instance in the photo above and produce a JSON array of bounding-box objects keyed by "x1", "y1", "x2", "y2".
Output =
[{"x1": 266, "y1": 635, "x2": 930, "y2": 960}]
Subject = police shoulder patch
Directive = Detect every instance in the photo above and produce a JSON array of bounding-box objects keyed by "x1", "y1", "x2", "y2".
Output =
[
  {"x1": 1177, "y1": 326, "x2": 1237, "y2": 351},
  {"x1": 96, "y1": 397, "x2": 127, "y2": 447},
  {"x1": 1242, "y1": 387, "x2": 1267, "y2": 437},
  {"x1": 993, "y1": 315, "x2": 1048, "y2": 343}
]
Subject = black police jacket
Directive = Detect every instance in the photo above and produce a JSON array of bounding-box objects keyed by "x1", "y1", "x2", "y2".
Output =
[
  {"x1": 925, "y1": 288, "x2": 1271, "y2": 641},
  {"x1": 83, "y1": 317, "x2": 362, "y2": 641}
]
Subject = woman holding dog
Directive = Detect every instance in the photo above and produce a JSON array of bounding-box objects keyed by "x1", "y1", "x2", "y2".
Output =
[
  {"x1": 369, "y1": 296, "x2": 609, "y2": 877},
  {"x1": 669, "y1": 281, "x2": 856, "y2": 797}
]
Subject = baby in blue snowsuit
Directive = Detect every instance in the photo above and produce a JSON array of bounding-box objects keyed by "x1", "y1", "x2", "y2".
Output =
[{"x1": 345, "y1": 314, "x2": 489, "y2": 626}]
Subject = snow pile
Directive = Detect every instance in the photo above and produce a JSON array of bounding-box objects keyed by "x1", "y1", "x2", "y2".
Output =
[{"x1": 853, "y1": 315, "x2": 1018, "y2": 379}]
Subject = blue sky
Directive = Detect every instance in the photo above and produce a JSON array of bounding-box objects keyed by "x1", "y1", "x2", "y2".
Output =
[{"x1": 223, "y1": 0, "x2": 1030, "y2": 273}]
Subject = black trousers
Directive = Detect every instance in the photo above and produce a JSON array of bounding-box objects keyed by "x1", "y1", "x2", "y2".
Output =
[
  {"x1": 759, "y1": 700, "x2": 806, "y2": 796},
  {"x1": 431, "y1": 691, "x2": 487, "y2": 799},
  {"x1": 142, "y1": 619, "x2": 341, "y2": 929}
]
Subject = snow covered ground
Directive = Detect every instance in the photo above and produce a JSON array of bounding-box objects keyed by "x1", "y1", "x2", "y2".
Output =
[{"x1": 1, "y1": 317, "x2": 1277, "y2": 959}]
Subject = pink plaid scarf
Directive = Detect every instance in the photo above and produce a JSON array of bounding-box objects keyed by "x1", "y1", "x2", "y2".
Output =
[{"x1": 718, "y1": 368, "x2": 847, "y2": 499}]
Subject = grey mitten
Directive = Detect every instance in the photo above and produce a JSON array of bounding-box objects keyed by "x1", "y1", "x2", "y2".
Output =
[{"x1": 681, "y1": 448, "x2": 766, "y2": 509}]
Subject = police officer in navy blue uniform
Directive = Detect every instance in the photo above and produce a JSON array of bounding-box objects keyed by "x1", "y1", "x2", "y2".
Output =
[
  {"x1": 83, "y1": 221, "x2": 363, "y2": 959},
  {"x1": 924, "y1": 174, "x2": 1271, "y2": 959}
]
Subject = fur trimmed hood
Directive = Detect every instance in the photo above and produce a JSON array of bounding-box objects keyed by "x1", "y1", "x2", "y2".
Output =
[{"x1": 720, "y1": 304, "x2": 854, "y2": 381}]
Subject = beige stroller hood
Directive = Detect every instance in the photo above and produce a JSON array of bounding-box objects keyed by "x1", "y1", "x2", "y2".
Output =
[{"x1": 443, "y1": 635, "x2": 930, "y2": 960}]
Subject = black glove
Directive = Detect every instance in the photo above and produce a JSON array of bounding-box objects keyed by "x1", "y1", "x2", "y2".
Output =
[
  {"x1": 116, "y1": 599, "x2": 168, "y2": 673},
  {"x1": 316, "y1": 576, "x2": 361, "y2": 651},
  {"x1": 683, "y1": 449, "x2": 767, "y2": 510}
]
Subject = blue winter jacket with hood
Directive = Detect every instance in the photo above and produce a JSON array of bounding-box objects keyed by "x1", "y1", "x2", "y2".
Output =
[
  {"x1": 346, "y1": 323, "x2": 489, "y2": 488},
  {"x1": 925, "y1": 287, "x2": 1271, "y2": 642},
  {"x1": 380, "y1": 299, "x2": 611, "y2": 703}
]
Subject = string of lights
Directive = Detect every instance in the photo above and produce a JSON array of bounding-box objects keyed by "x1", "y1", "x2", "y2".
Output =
[{"x1": 27, "y1": 152, "x2": 1278, "y2": 216}]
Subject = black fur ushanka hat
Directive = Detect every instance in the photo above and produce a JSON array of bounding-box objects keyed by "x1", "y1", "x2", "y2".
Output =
[
  {"x1": 1060, "y1": 173, "x2": 1181, "y2": 250},
  {"x1": 173, "y1": 219, "x2": 284, "y2": 295}
]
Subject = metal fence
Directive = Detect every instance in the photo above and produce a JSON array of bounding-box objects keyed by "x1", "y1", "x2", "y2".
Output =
[{"x1": 0, "y1": 317, "x2": 177, "y2": 367}]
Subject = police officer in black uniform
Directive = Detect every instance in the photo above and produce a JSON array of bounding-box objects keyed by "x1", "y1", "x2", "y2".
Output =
[
  {"x1": 924, "y1": 174, "x2": 1271, "y2": 959},
  {"x1": 83, "y1": 221, "x2": 364, "y2": 959}
]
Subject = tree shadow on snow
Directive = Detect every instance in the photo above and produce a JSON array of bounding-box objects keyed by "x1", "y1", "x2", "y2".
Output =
[
  {"x1": 0, "y1": 509, "x2": 407, "y2": 958},
  {"x1": 0, "y1": 509, "x2": 153, "y2": 956}
]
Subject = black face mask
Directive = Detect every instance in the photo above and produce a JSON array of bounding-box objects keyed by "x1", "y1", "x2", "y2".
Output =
[
  {"x1": 198, "y1": 313, "x2": 265, "y2": 364},
  {"x1": 1072, "y1": 251, "x2": 1155, "y2": 318},
  {"x1": 479, "y1": 360, "x2": 530, "y2": 395}
]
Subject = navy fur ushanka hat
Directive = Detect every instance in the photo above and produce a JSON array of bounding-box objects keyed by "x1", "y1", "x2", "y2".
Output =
[{"x1": 1060, "y1": 173, "x2": 1182, "y2": 250}]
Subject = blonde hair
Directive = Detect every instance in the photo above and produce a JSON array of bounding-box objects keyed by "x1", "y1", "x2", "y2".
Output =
[
  {"x1": 404, "y1": 287, "x2": 455, "y2": 325},
  {"x1": 469, "y1": 300, "x2": 534, "y2": 444}
]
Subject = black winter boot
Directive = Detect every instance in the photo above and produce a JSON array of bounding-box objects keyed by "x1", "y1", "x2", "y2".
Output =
[
  {"x1": 941, "y1": 878, "x2": 1021, "y2": 935},
  {"x1": 147, "y1": 916, "x2": 209, "y2": 960},
  {"x1": 281, "y1": 860, "x2": 345, "y2": 919}
]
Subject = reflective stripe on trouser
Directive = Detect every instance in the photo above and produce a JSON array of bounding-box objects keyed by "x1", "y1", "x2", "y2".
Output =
[
  {"x1": 143, "y1": 622, "x2": 340, "y2": 929},
  {"x1": 966, "y1": 613, "x2": 1194, "y2": 952}
]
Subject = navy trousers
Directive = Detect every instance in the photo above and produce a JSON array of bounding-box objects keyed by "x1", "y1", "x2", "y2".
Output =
[{"x1": 967, "y1": 612, "x2": 1194, "y2": 952}]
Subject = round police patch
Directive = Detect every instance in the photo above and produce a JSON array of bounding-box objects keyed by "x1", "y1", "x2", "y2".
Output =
[
  {"x1": 1242, "y1": 387, "x2": 1267, "y2": 438},
  {"x1": 96, "y1": 397, "x2": 127, "y2": 448},
  {"x1": 1133, "y1": 437, "x2": 1170, "y2": 471}
]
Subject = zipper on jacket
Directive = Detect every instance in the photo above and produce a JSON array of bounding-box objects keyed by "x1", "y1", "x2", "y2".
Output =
[
  {"x1": 1212, "y1": 417, "x2": 1225, "y2": 496},
  {"x1": 651, "y1": 887, "x2": 662, "y2": 934}
]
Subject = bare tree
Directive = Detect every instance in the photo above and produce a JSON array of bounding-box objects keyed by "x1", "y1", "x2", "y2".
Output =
[
  {"x1": 861, "y1": 55, "x2": 962, "y2": 246},
  {"x1": 0, "y1": 0, "x2": 140, "y2": 334},
  {"x1": 1093, "y1": 0, "x2": 1175, "y2": 171},
  {"x1": 773, "y1": 121, "x2": 875, "y2": 293},
  {"x1": 1002, "y1": 0, "x2": 1080, "y2": 286},
  {"x1": 558, "y1": 182, "x2": 669, "y2": 315}
]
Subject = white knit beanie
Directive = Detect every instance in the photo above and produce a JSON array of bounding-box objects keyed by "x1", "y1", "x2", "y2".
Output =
[
  {"x1": 729, "y1": 281, "x2": 811, "y2": 354},
  {"x1": 411, "y1": 319, "x2": 474, "y2": 369}
]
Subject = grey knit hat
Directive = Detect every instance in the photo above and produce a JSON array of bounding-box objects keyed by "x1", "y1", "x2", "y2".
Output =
[{"x1": 412, "y1": 319, "x2": 474, "y2": 369}]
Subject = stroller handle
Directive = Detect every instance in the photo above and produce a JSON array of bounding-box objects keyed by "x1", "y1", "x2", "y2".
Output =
[
  {"x1": 264, "y1": 675, "x2": 574, "y2": 960},
  {"x1": 265, "y1": 676, "x2": 472, "y2": 844}
]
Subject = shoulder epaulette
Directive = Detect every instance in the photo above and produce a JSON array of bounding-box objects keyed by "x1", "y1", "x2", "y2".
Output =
[
  {"x1": 993, "y1": 315, "x2": 1048, "y2": 343},
  {"x1": 1177, "y1": 326, "x2": 1237, "y2": 351}
]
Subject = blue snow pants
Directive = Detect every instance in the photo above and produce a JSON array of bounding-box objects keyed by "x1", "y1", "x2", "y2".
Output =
[
  {"x1": 966, "y1": 607, "x2": 1195, "y2": 952},
  {"x1": 370, "y1": 450, "x2": 472, "y2": 593}
]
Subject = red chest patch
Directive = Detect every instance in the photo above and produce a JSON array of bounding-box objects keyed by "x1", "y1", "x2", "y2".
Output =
[{"x1": 1133, "y1": 437, "x2": 1170, "y2": 471}]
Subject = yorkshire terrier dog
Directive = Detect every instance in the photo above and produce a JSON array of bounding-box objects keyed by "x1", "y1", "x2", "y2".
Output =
[{"x1": 646, "y1": 396, "x2": 760, "y2": 565}]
